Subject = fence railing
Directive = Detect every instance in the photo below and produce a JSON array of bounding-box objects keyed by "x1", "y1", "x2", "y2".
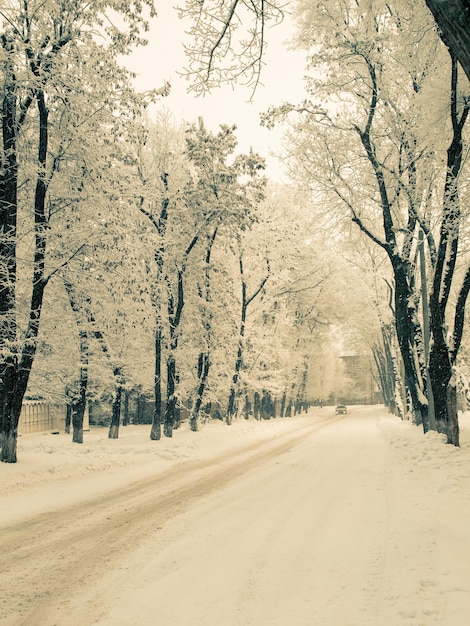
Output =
[{"x1": 19, "y1": 401, "x2": 67, "y2": 435}]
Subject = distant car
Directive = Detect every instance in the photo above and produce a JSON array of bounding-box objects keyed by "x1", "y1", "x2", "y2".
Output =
[{"x1": 335, "y1": 405, "x2": 347, "y2": 415}]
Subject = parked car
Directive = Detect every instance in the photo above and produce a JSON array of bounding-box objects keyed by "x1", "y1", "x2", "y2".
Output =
[{"x1": 335, "y1": 405, "x2": 347, "y2": 415}]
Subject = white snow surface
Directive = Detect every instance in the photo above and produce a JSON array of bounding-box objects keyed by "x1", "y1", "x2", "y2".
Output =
[{"x1": 2, "y1": 405, "x2": 470, "y2": 625}]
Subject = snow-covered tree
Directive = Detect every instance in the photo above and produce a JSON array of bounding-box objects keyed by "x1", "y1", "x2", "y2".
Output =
[
  {"x1": 261, "y1": 0, "x2": 470, "y2": 443},
  {"x1": 0, "y1": 0, "x2": 158, "y2": 462}
]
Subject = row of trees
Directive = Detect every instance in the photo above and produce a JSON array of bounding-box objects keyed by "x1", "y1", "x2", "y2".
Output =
[
  {"x1": 1, "y1": 0, "x2": 348, "y2": 463},
  {"x1": 2, "y1": 0, "x2": 469, "y2": 463},
  {"x1": 180, "y1": 0, "x2": 470, "y2": 444},
  {"x1": 264, "y1": 0, "x2": 470, "y2": 444}
]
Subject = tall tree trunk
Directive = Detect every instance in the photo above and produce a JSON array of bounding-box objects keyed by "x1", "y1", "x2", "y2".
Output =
[
  {"x1": 162, "y1": 237, "x2": 196, "y2": 437},
  {"x1": 0, "y1": 28, "x2": 73, "y2": 462},
  {"x1": 71, "y1": 385, "x2": 87, "y2": 444},
  {"x1": 75, "y1": 292, "x2": 123, "y2": 439},
  {"x1": 447, "y1": 378, "x2": 459, "y2": 447},
  {"x1": 64, "y1": 279, "x2": 90, "y2": 444},
  {"x1": 173, "y1": 372, "x2": 181, "y2": 430},
  {"x1": 253, "y1": 391, "x2": 261, "y2": 420},
  {"x1": 122, "y1": 391, "x2": 130, "y2": 426},
  {"x1": 226, "y1": 252, "x2": 270, "y2": 424},
  {"x1": 0, "y1": 41, "x2": 19, "y2": 458},
  {"x1": 189, "y1": 229, "x2": 217, "y2": 431},
  {"x1": 150, "y1": 326, "x2": 163, "y2": 440},
  {"x1": 190, "y1": 353, "x2": 210, "y2": 431},
  {"x1": 373, "y1": 346, "x2": 390, "y2": 408},
  {"x1": 1, "y1": 89, "x2": 50, "y2": 462},
  {"x1": 108, "y1": 367, "x2": 123, "y2": 439},
  {"x1": 164, "y1": 355, "x2": 177, "y2": 438},
  {"x1": 374, "y1": 322, "x2": 404, "y2": 417},
  {"x1": 244, "y1": 391, "x2": 252, "y2": 420},
  {"x1": 353, "y1": 58, "x2": 430, "y2": 432},
  {"x1": 260, "y1": 391, "x2": 269, "y2": 419},
  {"x1": 280, "y1": 391, "x2": 286, "y2": 418},
  {"x1": 393, "y1": 263, "x2": 429, "y2": 430},
  {"x1": 227, "y1": 338, "x2": 244, "y2": 424},
  {"x1": 429, "y1": 57, "x2": 469, "y2": 445},
  {"x1": 0, "y1": 364, "x2": 21, "y2": 463},
  {"x1": 65, "y1": 403, "x2": 72, "y2": 434}
]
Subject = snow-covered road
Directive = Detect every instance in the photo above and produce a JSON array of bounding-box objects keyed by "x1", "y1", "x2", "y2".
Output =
[{"x1": 2, "y1": 406, "x2": 470, "y2": 625}]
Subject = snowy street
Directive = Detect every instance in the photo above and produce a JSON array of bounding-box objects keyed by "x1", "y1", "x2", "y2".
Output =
[{"x1": 1, "y1": 406, "x2": 470, "y2": 625}]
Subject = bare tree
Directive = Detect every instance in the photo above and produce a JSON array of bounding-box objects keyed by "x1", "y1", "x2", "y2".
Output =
[{"x1": 180, "y1": 0, "x2": 284, "y2": 97}]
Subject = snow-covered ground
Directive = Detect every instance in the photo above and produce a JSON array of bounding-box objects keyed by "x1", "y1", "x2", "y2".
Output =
[
  {"x1": 2, "y1": 412, "x2": 320, "y2": 523},
  {"x1": 2, "y1": 405, "x2": 470, "y2": 625}
]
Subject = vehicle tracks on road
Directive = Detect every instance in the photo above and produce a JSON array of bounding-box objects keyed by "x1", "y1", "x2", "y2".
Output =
[{"x1": 1, "y1": 415, "x2": 345, "y2": 626}]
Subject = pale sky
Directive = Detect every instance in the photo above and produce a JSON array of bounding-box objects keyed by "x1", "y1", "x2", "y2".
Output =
[{"x1": 124, "y1": 3, "x2": 307, "y2": 182}]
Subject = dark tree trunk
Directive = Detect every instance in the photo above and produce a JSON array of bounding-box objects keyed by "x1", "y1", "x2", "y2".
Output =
[
  {"x1": 190, "y1": 229, "x2": 218, "y2": 431},
  {"x1": 429, "y1": 337, "x2": 453, "y2": 438},
  {"x1": 0, "y1": 174, "x2": 18, "y2": 449},
  {"x1": 428, "y1": 57, "x2": 468, "y2": 445},
  {"x1": 373, "y1": 322, "x2": 402, "y2": 415},
  {"x1": 0, "y1": 32, "x2": 73, "y2": 462},
  {"x1": 150, "y1": 326, "x2": 162, "y2": 440},
  {"x1": 66, "y1": 375, "x2": 87, "y2": 444},
  {"x1": 393, "y1": 263, "x2": 429, "y2": 430},
  {"x1": 227, "y1": 339, "x2": 243, "y2": 424},
  {"x1": 65, "y1": 404, "x2": 72, "y2": 434},
  {"x1": 296, "y1": 360, "x2": 308, "y2": 415},
  {"x1": 226, "y1": 254, "x2": 269, "y2": 424},
  {"x1": 69, "y1": 369, "x2": 88, "y2": 445},
  {"x1": 190, "y1": 353, "x2": 210, "y2": 431},
  {"x1": 108, "y1": 369, "x2": 123, "y2": 439},
  {"x1": 64, "y1": 279, "x2": 90, "y2": 443},
  {"x1": 383, "y1": 324, "x2": 399, "y2": 415},
  {"x1": 447, "y1": 381, "x2": 459, "y2": 447},
  {"x1": 69, "y1": 357, "x2": 88, "y2": 445},
  {"x1": 262, "y1": 391, "x2": 274, "y2": 419},
  {"x1": 253, "y1": 392, "x2": 260, "y2": 420},
  {"x1": 244, "y1": 392, "x2": 252, "y2": 420},
  {"x1": 1, "y1": 89, "x2": 50, "y2": 462},
  {"x1": 260, "y1": 391, "x2": 268, "y2": 420},
  {"x1": 353, "y1": 59, "x2": 430, "y2": 432},
  {"x1": 373, "y1": 346, "x2": 389, "y2": 408},
  {"x1": 71, "y1": 392, "x2": 86, "y2": 444},
  {"x1": 139, "y1": 172, "x2": 169, "y2": 442},
  {"x1": 1, "y1": 416, "x2": 19, "y2": 464},
  {"x1": 122, "y1": 391, "x2": 130, "y2": 426},
  {"x1": 164, "y1": 355, "x2": 177, "y2": 438},
  {"x1": 0, "y1": 44, "x2": 19, "y2": 459},
  {"x1": 425, "y1": 0, "x2": 470, "y2": 83},
  {"x1": 173, "y1": 372, "x2": 181, "y2": 430},
  {"x1": 0, "y1": 363, "x2": 21, "y2": 463},
  {"x1": 162, "y1": 242, "x2": 192, "y2": 436}
]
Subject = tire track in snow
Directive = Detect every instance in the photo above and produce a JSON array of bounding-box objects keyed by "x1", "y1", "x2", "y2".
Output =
[{"x1": 1, "y1": 414, "x2": 345, "y2": 626}]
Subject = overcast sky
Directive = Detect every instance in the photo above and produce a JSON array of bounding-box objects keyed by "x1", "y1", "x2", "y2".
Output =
[{"x1": 123, "y1": 4, "x2": 307, "y2": 182}]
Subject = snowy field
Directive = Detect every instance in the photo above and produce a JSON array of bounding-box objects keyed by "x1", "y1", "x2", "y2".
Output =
[{"x1": 1, "y1": 405, "x2": 470, "y2": 625}]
